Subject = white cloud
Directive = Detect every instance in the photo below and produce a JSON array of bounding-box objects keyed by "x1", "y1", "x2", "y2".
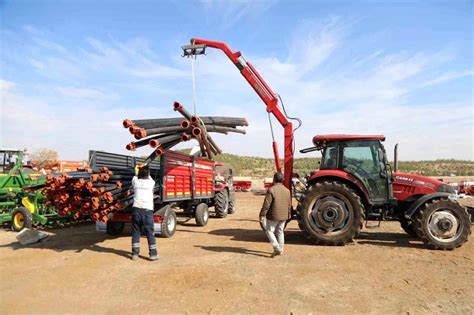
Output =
[
  {"x1": 56, "y1": 86, "x2": 120, "y2": 101},
  {"x1": 2, "y1": 19, "x2": 473, "y2": 161},
  {"x1": 0, "y1": 81, "x2": 171, "y2": 159},
  {"x1": 420, "y1": 70, "x2": 474, "y2": 87},
  {"x1": 0, "y1": 79, "x2": 15, "y2": 91},
  {"x1": 83, "y1": 37, "x2": 187, "y2": 79},
  {"x1": 288, "y1": 17, "x2": 345, "y2": 77},
  {"x1": 198, "y1": 0, "x2": 276, "y2": 29}
]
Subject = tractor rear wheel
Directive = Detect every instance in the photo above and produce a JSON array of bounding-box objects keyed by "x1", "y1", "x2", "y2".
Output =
[
  {"x1": 214, "y1": 190, "x2": 229, "y2": 218},
  {"x1": 414, "y1": 199, "x2": 471, "y2": 250},
  {"x1": 298, "y1": 180, "x2": 365, "y2": 246},
  {"x1": 399, "y1": 216, "x2": 418, "y2": 238},
  {"x1": 11, "y1": 207, "x2": 33, "y2": 232}
]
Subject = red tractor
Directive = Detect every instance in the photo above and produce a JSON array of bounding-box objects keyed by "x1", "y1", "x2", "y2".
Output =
[{"x1": 182, "y1": 39, "x2": 472, "y2": 250}]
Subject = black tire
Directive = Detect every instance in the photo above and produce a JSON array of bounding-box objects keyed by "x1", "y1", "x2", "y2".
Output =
[
  {"x1": 399, "y1": 216, "x2": 418, "y2": 238},
  {"x1": 11, "y1": 207, "x2": 33, "y2": 232},
  {"x1": 298, "y1": 180, "x2": 365, "y2": 246},
  {"x1": 160, "y1": 208, "x2": 177, "y2": 238},
  {"x1": 195, "y1": 203, "x2": 209, "y2": 227},
  {"x1": 214, "y1": 190, "x2": 229, "y2": 218},
  {"x1": 414, "y1": 199, "x2": 471, "y2": 250},
  {"x1": 106, "y1": 221, "x2": 125, "y2": 236},
  {"x1": 228, "y1": 194, "x2": 236, "y2": 215}
]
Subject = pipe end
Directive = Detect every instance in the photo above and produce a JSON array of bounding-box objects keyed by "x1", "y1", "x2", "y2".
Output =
[
  {"x1": 123, "y1": 119, "x2": 134, "y2": 128},
  {"x1": 173, "y1": 101, "x2": 182, "y2": 111},
  {"x1": 149, "y1": 139, "x2": 160, "y2": 148},
  {"x1": 180, "y1": 120, "x2": 190, "y2": 129}
]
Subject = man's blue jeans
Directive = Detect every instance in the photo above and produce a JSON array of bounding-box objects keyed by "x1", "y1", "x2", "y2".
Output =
[{"x1": 131, "y1": 207, "x2": 157, "y2": 256}]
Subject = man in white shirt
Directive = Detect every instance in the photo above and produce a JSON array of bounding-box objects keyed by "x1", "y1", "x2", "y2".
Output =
[{"x1": 131, "y1": 165, "x2": 158, "y2": 261}]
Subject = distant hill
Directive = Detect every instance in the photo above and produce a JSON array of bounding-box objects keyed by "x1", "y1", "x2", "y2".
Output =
[{"x1": 177, "y1": 150, "x2": 473, "y2": 177}]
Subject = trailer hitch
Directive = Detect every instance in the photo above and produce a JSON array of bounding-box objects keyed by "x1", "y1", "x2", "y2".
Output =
[{"x1": 182, "y1": 44, "x2": 206, "y2": 57}]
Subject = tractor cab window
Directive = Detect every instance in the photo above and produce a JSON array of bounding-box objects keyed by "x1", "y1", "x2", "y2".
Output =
[
  {"x1": 1, "y1": 152, "x2": 17, "y2": 173},
  {"x1": 342, "y1": 141, "x2": 388, "y2": 204},
  {"x1": 320, "y1": 145, "x2": 338, "y2": 170},
  {"x1": 0, "y1": 153, "x2": 6, "y2": 173}
]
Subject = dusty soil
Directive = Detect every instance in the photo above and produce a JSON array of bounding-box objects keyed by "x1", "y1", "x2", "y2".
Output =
[{"x1": 1, "y1": 194, "x2": 473, "y2": 314}]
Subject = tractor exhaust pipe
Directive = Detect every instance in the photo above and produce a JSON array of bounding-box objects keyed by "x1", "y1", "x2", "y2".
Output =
[{"x1": 394, "y1": 143, "x2": 398, "y2": 173}]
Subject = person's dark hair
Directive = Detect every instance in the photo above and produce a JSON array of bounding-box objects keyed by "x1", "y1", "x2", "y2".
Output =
[
  {"x1": 138, "y1": 165, "x2": 150, "y2": 179},
  {"x1": 273, "y1": 172, "x2": 284, "y2": 183}
]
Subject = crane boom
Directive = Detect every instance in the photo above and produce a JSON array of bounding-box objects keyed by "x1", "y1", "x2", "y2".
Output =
[{"x1": 184, "y1": 38, "x2": 294, "y2": 189}]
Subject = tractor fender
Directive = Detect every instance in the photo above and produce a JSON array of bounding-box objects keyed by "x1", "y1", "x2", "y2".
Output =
[
  {"x1": 404, "y1": 192, "x2": 453, "y2": 219},
  {"x1": 308, "y1": 174, "x2": 371, "y2": 207}
]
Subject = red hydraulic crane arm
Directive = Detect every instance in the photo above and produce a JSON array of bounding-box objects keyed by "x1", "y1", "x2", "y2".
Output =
[{"x1": 191, "y1": 38, "x2": 294, "y2": 189}]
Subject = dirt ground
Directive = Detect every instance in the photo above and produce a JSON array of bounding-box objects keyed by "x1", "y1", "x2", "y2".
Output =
[{"x1": 0, "y1": 194, "x2": 473, "y2": 314}]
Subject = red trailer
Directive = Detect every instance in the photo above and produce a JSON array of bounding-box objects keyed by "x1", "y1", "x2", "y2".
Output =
[
  {"x1": 233, "y1": 177, "x2": 252, "y2": 192},
  {"x1": 94, "y1": 150, "x2": 219, "y2": 238},
  {"x1": 263, "y1": 177, "x2": 273, "y2": 190}
]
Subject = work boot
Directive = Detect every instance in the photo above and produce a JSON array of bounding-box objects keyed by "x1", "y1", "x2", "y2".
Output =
[{"x1": 270, "y1": 249, "x2": 282, "y2": 258}]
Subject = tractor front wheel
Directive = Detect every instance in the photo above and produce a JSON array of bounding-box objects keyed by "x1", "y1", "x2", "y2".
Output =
[
  {"x1": 298, "y1": 180, "x2": 365, "y2": 246},
  {"x1": 11, "y1": 207, "x2": 33, "y2": 232},
  {"x1": 414, "y1": 199, "x2": 471, "y2": 250},
  {"x1": 228, "y1": 194, "x2": 236, "y2": 214}
]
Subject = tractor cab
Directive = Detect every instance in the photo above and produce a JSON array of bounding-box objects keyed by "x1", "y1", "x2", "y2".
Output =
[
  {"x1": 0, "y1": 150, "x2": 25, "y2": 174},
  {"x1": 303, "y1": 135, "x2": 392, "y2": 206}
]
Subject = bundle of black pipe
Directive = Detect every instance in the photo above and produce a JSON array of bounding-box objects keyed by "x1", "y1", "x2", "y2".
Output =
[{"x1": 123, "y1": 101, "x2": 248, "y2": 161}]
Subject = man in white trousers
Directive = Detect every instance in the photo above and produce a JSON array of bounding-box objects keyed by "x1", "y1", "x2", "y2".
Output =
[{"x1": 260, "y1": 172, "x2": 292, "y2": 257}]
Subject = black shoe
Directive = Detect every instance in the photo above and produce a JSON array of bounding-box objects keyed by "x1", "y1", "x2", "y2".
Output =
[{"x1": 270, "y1": 250, "x2": 282, "y2": 258}]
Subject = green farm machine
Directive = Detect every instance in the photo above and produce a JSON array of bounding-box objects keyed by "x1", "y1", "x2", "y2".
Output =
[{"x1": 0, "y1": 149, "x2": 70, "y2": 231}]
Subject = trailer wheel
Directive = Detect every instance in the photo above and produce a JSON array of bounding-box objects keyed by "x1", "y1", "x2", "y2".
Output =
[
  {"x1": 228, "y1": 195, "x2": 236, "y2": 215},
  {"x1": 214, "y1": 190, "x2": 229, "y2": 218},
  {"x1": 195, "y1": 203, "x2": 209, "y2": 227},
  {"x1": 297, "y1": 180, "x2": 365, "y2": 246},
  {"x1": 414, "y1": 199, "x2": 471, "y2": 250},
  {"x1": 160, "y1": 208, "x2": 177, "y2": 238},
  {"x1": 106, "y1": 221, "x2": 125, "y2": 236},
  {"x1": 11, "y1": 207, "x2": 33, "y2": 232}
]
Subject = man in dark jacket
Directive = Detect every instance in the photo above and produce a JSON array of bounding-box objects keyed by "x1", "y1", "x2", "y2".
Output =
[{"x1": 260, "y1": 172, "x2": 292, "y2": 257}]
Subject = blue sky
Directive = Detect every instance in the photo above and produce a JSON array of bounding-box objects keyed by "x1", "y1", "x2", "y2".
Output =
[{"x1": 1, "y1": 0, "x2": 473, "y2": 161}]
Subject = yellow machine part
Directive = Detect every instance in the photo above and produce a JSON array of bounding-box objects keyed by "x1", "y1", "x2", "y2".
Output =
[{"x1": 21, "y1": 197, "x2": 36, "y2": 213}]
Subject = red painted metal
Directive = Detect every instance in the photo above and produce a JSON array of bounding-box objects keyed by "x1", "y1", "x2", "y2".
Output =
[
  {"x1": 162, "y1": 150, "x2": 214, "y2": 201},
  {"x1": 313, "y1": 134, "x2": 385, "y2": 146},
  {"x1": 392, "y1": 172, "x2": 443, "y2": 201},
  {"x1": 309, "y1": 170, "x2": 371, "y2": 203},
  {"x1": 272, "y1": 141, "x2": 282, "y2": 172},
  {"x1": 163, "y1": 151, "x2": 193, "y2": 200},
  {"x1": 191, "y1": 38, "x2": 294, "y2": 190},
  {"x1": 233, "y1": 180, "x2": 252, "y2": 192},
  {"x1": 109, "y1": 212, "x2": 163, "y2": 223}
]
